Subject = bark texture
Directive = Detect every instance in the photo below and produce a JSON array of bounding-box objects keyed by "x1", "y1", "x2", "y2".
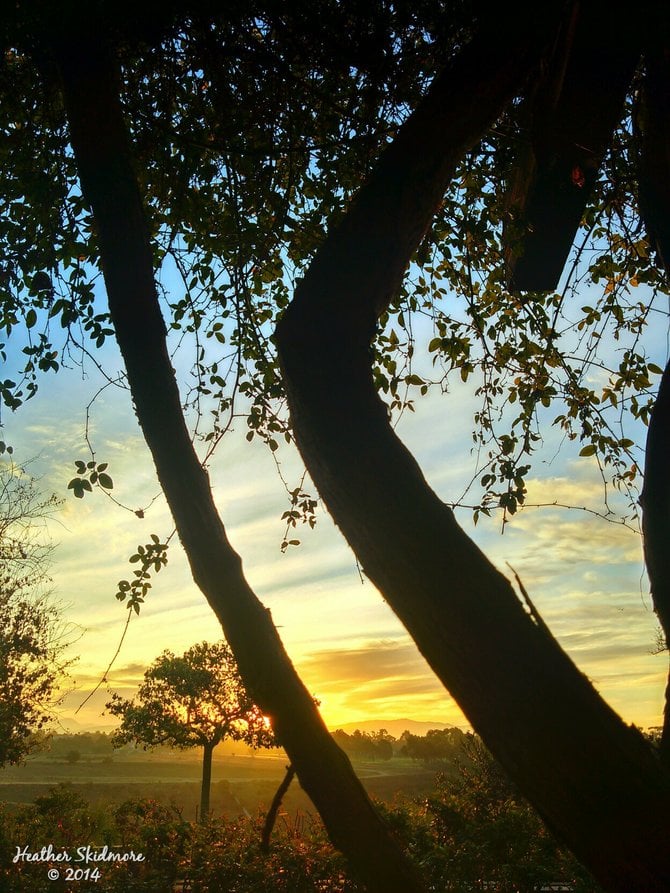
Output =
[
  {"x1": 53, "y1": 27, "x2": 426, "y2": 893},
  {"x1": 275, "y1": 7, "x2": 670, "y2": 892}
]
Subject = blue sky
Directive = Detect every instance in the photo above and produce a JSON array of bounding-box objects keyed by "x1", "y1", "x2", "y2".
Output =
[{"x1": 3, "y1": 308, "x2": 667, "y2": 735}]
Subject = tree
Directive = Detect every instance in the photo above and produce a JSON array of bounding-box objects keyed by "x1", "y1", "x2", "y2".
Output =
[
  {"x1": 0, "y1": 455, "x2": 72, "y2": 765},
  {"x1": 2, "y1": 3, "x2": 670, "y2": 890},
  {"x1": 273, "y1": 6, "x2": 670, "y2": 889},
  {"x1": 107, "y1": 641, "x2": 275, "y2": 820}
]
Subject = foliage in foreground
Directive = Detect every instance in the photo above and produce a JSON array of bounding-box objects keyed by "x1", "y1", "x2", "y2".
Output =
[{"x1": 0, "y1": 736, "x2": 602, "y2": 892}]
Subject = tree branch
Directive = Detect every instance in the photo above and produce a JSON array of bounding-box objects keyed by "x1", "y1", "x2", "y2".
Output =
[
  {"x1": 276, "y1": 5, "x2": 670, "y2": 891},
  {"x1": 261, "y1": 763, "x2": 296, "y2": 853},
  {"x1": 51, "y1": 21, "x2": 425, "y2": 893},
  {"x1": 503, "y1": 1, "x2": 642, "y2": 290}
]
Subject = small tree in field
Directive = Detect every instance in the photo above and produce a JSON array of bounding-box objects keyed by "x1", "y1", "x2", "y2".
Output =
[{"x1": 107, "y1": 641, "x2": 275, "y2": 820}]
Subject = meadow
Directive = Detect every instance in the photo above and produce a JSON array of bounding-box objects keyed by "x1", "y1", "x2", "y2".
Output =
[{"x1": 0, "y1": 743, "x2": 437, "y2": 822}]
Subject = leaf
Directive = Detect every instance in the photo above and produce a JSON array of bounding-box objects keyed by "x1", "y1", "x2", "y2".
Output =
[
  {"x1": 97, "y1": 473, "x2": 113, "y2": 490},
  {"x1": 579, "y1": 444, "x2": 597, "y2": 457}
]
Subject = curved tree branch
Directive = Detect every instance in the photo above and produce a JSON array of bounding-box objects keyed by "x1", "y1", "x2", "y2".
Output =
[
  {"x1": 51, "y1": 22, "x2": 425, "y2": 893},
  {"x1": 276, "y1": 5, "x2": 670, "y2": 892}
]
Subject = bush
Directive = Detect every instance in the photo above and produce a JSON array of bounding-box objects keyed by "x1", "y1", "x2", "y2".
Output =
[
  {"x1": 185, "y1": 812, "x2": 359, "y2": 893},
  {"x1": 0, "y1": 785, "x2": 115, "y2": 892}
]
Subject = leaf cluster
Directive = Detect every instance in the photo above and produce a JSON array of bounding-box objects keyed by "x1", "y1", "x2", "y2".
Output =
[
  {"x1": 67, "y1": 458, "x2": 114, "y2": 499},
  {"x1": 114, "y1": 534, "x2": 168, "y2": 614}
]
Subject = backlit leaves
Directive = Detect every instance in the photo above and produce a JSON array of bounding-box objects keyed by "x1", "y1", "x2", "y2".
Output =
[
  {"x1": 115, "y1": 534, "x2": 169, "y2": 614},
  {"x1": 67, "y1": 460, "x2": 113, "y2": 499}
]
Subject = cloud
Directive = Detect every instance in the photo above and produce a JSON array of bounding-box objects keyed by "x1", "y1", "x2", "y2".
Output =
[
  {"x1": 297, "y1": 638, "x2": 463, "y2": 726},
  {"x1": 302, "y1": 639, "x2": 411, "y2": 678}
]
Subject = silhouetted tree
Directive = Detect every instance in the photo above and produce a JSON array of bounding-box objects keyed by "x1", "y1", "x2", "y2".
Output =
[{"x1": 107, "y1": 641, "x2": 274, "y2": 820}]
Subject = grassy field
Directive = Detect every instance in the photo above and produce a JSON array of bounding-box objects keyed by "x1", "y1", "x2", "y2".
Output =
[{"x1": 0, "y1": 748, "x2": 438, "y2": 822}]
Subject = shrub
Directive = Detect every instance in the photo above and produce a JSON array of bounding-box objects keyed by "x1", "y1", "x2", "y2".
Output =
[{"x1": 185, "y1": 813, "x2": 359, "y2": 892}]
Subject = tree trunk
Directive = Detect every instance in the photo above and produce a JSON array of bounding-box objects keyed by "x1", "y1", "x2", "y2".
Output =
[
  {"x1": 275, "y1": 7, "x2": 670, "y2": 893},
  {"x1": 199, "y1": 741, "x2": 215, "y2": 822},
  {"x1": 641, "y1": 359, "x2": 670, "y2": 764},
  {"x1": 52, "y1": 24, "x2": 425, "y2": 893},
  {"x1": 636, "y1": 13, "x2": 670, "y2": 762}
]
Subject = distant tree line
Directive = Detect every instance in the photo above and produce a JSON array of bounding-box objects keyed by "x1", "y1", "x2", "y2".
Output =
[
  {"x1": 398, "y1": 728, "x2": 467, "y2": 765},
  {"x1": 331, "y1": 729, "x2": 396, "y2": 761},
  {"x1": 45, "y1": 732, "x2": 116, "y2": 760},
  {"x1": 329, "y1": 727, "x2": 468, "y2": 765}
]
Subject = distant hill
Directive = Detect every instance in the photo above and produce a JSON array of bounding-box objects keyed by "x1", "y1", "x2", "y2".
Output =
[{"x1": 329, "y1": 719, "x2": 456, "y2": 739}]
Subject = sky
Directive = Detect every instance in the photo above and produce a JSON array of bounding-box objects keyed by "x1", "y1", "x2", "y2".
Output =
[{"x1": 2, "y1": 292, "x2": 668, "y2": 736}]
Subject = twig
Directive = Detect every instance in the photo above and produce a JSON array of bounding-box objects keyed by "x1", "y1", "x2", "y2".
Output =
[
  {"x1": 75, "y1": 609, "x2": 132, "y2": 714},
  {"x1": 506, "y1": 562, "x2": 552, "y2": 637},
  {"x1": 261, "y1": 764, "x2": 296, "y2": 853}
]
